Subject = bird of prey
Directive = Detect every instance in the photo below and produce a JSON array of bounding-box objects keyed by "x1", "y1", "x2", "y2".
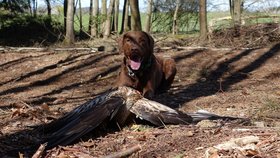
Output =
[{"x1": 40, "y1": 86, "x2": 241, "y2": 148}]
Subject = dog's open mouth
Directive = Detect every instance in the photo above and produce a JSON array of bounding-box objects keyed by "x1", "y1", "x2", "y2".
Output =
[{"x1": 129, "y1": 54, "x2": 142, "y2": 70}]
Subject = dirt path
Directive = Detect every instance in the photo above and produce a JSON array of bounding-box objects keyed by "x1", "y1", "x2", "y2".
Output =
[{"x1": 0, "y1": 43, "x2": 279, "y2": 157}]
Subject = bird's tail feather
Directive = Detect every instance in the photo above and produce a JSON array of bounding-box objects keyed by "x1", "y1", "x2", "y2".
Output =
[{"x1": 188, "y1": 110, "x2": 242, "y2": 123}]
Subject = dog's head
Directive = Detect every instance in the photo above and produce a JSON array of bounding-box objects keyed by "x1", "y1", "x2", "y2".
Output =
[{"x1": 118, "y1": 31, "x2": 154, "y2": 71}]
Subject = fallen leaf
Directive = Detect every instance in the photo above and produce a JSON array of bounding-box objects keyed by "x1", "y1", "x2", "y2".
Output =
[
  {"x1": 81, "y1": 141, "x2": 96, "y2": 147},
  {"x1": 186, "y1": 130, "x2": 194, "y2": 137},
  {"x1": 41, "y1": 103, "x2": 50, "y2": 111}
]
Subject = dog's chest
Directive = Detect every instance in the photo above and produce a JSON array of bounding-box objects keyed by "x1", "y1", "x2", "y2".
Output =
[{"x1": 128, "y1": 75, "x2": 147, "y2": 92}]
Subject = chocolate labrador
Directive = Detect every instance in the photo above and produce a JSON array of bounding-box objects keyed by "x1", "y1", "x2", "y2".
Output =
[{"x1": 116, "y1": 31, "x2": 176, "y2": 98}]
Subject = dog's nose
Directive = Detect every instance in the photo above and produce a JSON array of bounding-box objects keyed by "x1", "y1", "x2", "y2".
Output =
[{"x1": 131, "y1": 48, "x2": 138, "y2": 52}]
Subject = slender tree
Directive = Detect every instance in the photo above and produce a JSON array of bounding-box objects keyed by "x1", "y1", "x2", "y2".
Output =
[
  {"x1": 101, "y1": 0, "x2": 107, "y2": 35},
  {"x1": 89, "y1": 0, "x2": 93, "y2": 32},
  {"x1": 91, "y1": 0, "x2": 99, "y2": 37},
  {"x1": 28, "y1": 0, "x2": 32, "y2": 14},
  {"x1": 104, "y1": 0, "x2": 115, "y2": 38},
  {"x1": 32, "y1": 0, "x2": 37, "y2": 17},
  {"x1": 120, "y1": 0, "x2": 127, "y2": 34},
  {"x1": 172, "y1": 0, "x2": 180, "y2": 35},
  {"x1": 233, "y1": 0, "x2": 242, "y2": 27},
  {"x1": 229, "y1": 0, "x2": 233, "y2": 18},
  {"x1": 123, "y1": 0, "x2": 130, "y2": 32},
  {"x1": 65, "y1": 0, "x2": 75, "y2": 44},
  {"x1": 129, "y1": 0, "x2": 141, "y2": 31},
  {"x1": 64, "y1": 0, "x2": 68, "y2": 31},
  {"x1": 145, "y1": 0, "x2": 153, "y2": 32},
  {"x1": 79, "y1": 0, "x2": 83, "y2": 35},
  {"x1": 45, "y1": 0, "x2": 51, "y2": 16},
  {"x1": 114, "y1": 0, "x2": 120, "y2": 34},
  {"x1": 199, "y1": 0, "x2": 207, "y2": 41}
]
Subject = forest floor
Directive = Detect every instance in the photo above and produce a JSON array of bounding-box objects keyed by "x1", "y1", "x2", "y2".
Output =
[{"x1": 0, "y1": 26, "x2": 280, "y2": 157}]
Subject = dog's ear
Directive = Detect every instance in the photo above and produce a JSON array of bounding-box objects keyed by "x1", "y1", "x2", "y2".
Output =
[
  {"x1": 117, "y1": 35, "x2": 124, "y2": 54},
  {"x1": 144, "y1": 32, "x2": 154, "y2": 52}
]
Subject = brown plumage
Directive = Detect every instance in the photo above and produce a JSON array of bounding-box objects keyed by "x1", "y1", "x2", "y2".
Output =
[{"x1": 40, "y1": 86, "x2": 241, "y2": 148}]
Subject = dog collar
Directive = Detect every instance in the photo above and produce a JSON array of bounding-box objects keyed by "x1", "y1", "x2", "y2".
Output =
[{"x1": 127, "y1": 66, "x2": 136, "y2": 77}]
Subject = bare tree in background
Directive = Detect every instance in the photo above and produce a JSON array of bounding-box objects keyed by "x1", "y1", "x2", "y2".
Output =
[
  {"x1": 124, "y1": 0, "x2": 130, "y2": 32},
  {"x1": 32, "y1": 0, "x2": 37, "y2": 17},
  {"x1": 45, "y1": 0, "x2": 51, "y2": 16},
  {"x1": 120, "y1": 0, "x2": 131, "y2": 34},
  {"x1": 114, "y1": 0, "x2": 119, "y2": 34},
  {"x1": 233, "y1": 0, "x2": 242, "y2": 28},
  {"x1": 229, "y1": 0, "x2": 233, "y2": 18},
  {"x1": 229, "y1": 0, "x2": 242, "y2": 34},
  {"x1": 78, "y1": 0, "x2": 83, "y2": 35},
  {"x1": 152, "y1": 1, "x2": 199, "y2": 34},
  {"x1": 145, "y1": 0, "x2": 153, "y2": 32},
  {"x1": 129, "y1": 0, "x2": 142, "y2": 31},
  {"x1": 199, "y1": 0, "x2": 207, "y2": 41},
  {"x1": 64, "y1": 0, "x2": 67, "y2": 31},
  {"x1": 89, "y1": 0, "x2": 93, "y2": 32},
  {"x1": 65, "y1": 0, "x2": 75, "y2": 44},
  {"x1": 172, "y1": 0, "x2": 180, "y2": 35},
  {"x1": 89, "y1": 0, "x2": 99, "y2": 37},
  {"x1": 104, "y1": 0, "x2": 115, "y2": 38},
  {"x1": 101, "y1": 0, "x2": 107, "y2": 35},
  {"x1": 28, "y1": 0, "x2": 32, "y2": 14}
]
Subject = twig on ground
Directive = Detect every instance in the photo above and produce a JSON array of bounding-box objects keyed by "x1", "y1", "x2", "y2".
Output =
[
  {"x1": 102, "y1": 144, "x2": 141, "y2": 158},
  {"x1": 32, "y1": 143, "x2": 47, "y2": 158}
]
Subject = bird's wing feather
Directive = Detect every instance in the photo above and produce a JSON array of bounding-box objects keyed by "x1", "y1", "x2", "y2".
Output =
[
  {"x1": 129, "y1": 98, "x2": 193, "y2": 126},
  {"x1": 187, "y1": 110, "x2": 242, "y2": 123},
  {"x1": 42, "y1": 92, "x2": 125, "y2": 148}
]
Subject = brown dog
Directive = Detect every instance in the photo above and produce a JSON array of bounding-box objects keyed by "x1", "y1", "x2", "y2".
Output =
[{"x1": 116, "y1": 31, "x2": 176, "y2": 98}]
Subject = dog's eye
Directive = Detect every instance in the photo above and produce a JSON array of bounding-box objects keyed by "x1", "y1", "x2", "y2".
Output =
[
  {"x1": 125, "y1": 38, "x2": 130, "y2": 42},
  {"x1": 140, "y1": 41, "x2": 145, "y2": 46}
]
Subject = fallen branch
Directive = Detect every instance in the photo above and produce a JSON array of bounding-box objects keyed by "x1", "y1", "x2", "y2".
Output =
[
  {"x1": 102, "y1": 145, "x2": 141, "y2": 158},
  {"x1": 0, "y1": 47, "x2": 103, "y2": 53},
  {"x1": 157, "y1": 46, "x2": 252, "y2": 51}
]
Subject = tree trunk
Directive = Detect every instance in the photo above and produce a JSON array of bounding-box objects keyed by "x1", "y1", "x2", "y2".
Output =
[
  {"x1": 103, "y1": 0, "x2": 115, "y2": 39},
  {"x1": 45, "y1": 0, "x2": 51, "y2": 16},
  {"x1": 229, "y1": 0, "x2": 233, "y2": 19},
  {"x1": 144, "y1": 0, "x2": 153, "y2": 32},
  {"x1": 233, "y1": 0, "x2": 241, "y2": 26},
  {"x1": 114, "y1": 0, "x2": 119, "y2": 34},
  {"x1": 172, "y1": 0, "x2": 180, "y2": 35},
  {"x1": 88, "y1": 0, "x2": 93, "y2": 32},
  {"x1": 79, "y1": 0, "x2": 83, "y2": 36},
  {"x1": 120, "y1": 0, "x2": 127, "y2": 34},
  {"x1": 32, "y1": 0, "x2": 37, "y2": 17},
  {"x1": 124, "y1": 0, "x2": 130, "y2": 32},
  {"x1": 91, "y1": 0, "x2": 99, "y2": 37},
  {"x1": 129, "y1": 0, "x2": 141, "y2": 31},
  {"x1": 28, "y1": 0, "x2": 32, "y2": 14},
  {"x1": 199, "y1": 0, "x2": 207, "y2": 42},
  {"x1": 101, "y1": 0, "x2": 107, "y2": 36},
  {"x1": 65, "y1": 0, "x2": 75, "y2": 45},
  {"x1": 64, "y1": 0, "x2": 68, "y2": 32},
  {"x1": 232, "y1": 0, "x2": 242, "y2": 36}
]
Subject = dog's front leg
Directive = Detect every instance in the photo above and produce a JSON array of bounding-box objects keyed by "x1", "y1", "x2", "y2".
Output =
[{"x1": 143, "y1": 81, "x2": 155, "y2": 99}]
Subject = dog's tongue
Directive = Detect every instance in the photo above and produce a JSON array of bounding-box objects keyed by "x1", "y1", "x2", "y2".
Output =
[{"x1": 130, "y1": 60, "x2": 141, "y2": 70}]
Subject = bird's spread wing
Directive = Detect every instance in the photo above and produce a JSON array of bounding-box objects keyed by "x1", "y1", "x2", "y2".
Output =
[
  {"x1": 41, "y1": 90, "x2": 126, "y2": 148},
  {"x1": 129, "y1": 98, "x2": 193, "y2": 126}
]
